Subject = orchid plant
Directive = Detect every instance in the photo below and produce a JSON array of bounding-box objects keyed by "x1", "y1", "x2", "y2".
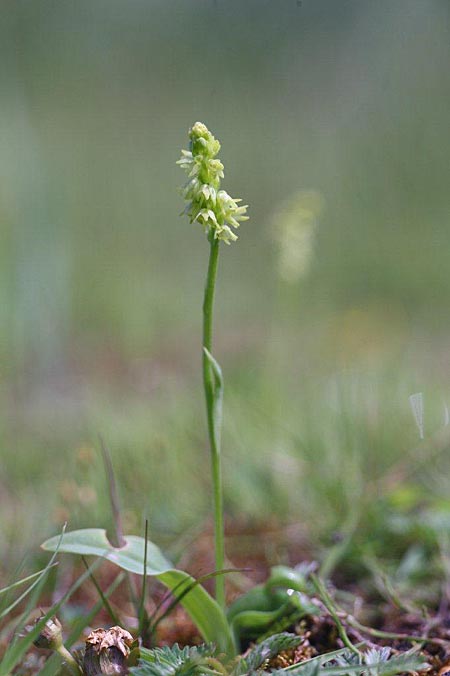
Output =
[
  {"x1": 41, "y1": 121, "x2": 249, "y2": 655},
  {"x1": 33, "y1": 124, "x2": 432, "y2": 676},
  {"x1": 177, "y1": 121, "x2": 248, "y2": 608}
]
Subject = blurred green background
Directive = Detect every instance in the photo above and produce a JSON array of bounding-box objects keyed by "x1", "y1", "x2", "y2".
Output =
[{"x1": 1, "y1": 0, "x2": 450, "y2": 571}]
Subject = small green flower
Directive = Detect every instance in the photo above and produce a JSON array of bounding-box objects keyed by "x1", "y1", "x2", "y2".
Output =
[{"x1": 177, "y1": 122, "x2": 248, "y2": 244}]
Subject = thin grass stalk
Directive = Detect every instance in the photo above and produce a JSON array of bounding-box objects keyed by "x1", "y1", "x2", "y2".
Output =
[
  {"x1": 311, "y1": 574, "x2": 362, "y2": 658},
  {"x1": 138, "y1": 519, "x2": 152, "y2": 646},
  {"x1": 0, "y1": 559, "x2": 101, "y2": 675},
  {"x1": 81, "y1": 556, "x2": 120, "y2": 626},
  {"x1": 37, "y1": 572, "x2": 126, "y2": 676}
]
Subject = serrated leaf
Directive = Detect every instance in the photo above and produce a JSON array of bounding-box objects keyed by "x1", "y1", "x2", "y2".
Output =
[
  {"x1": 275, "y1": 648, "x2": 427, "y2": 676},
  {"x1": 41, "y1": 529, "x2": 235, "y2": 656},
  {"x1": 280, "y1": 647, "x2": 360, "y2": 674},
  {"x1": 365, "y1": 650, "x2": 427, "y2": 676},
  {"x1": 133, "y1": 644, "x2": 217, "y2": 676},
  {"x1": 233, "y1": 632, "x2": 303, "y2": 676}
]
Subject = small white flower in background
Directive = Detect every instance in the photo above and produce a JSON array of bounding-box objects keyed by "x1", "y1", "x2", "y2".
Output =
[
  {"x1": 272, "y1": 189, "x2": 323, "y2": 283},
  {"x1": 177, "y1": 122, "x2": 248, "y2": 244}
]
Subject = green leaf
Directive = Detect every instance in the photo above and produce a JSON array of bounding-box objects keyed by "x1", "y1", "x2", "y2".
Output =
[
  {"x1": 37, "y1": 572, "x2": 126, "y2": 676},
  {"x1": 233, "y1": 632, "x2": 303, "y2": 676},
  {"x1": 280, "y1": 647, "x2": 362, "y2": 674},
  {"x1": 0, "y1": 558, "x2": 101, "y2": 676},
  {"x1": 229, "y1": 603, "x2": 296, "y2": 640},
  {"x1": 277, "y1": 658, "x2": 427, "y2": 676},
  {"x1": 0, "y1": 563, "x2": 58, "y2": 619},
  {"x1": 0, "y1": 565, "x2": 58, "y2": 597},
  {"x1": 275, "y1": 647, "x2": 427, "y2": 676},
  {"x1": 264, "y1": 566, "x2": 311, "y2": 593},
  {"x1": 41, "y1": 529, "x2": 235, "y2": 657},
  {"x1": 363, "y1": 650, "x2": 428, "y2": 676},
  {"x1": 203, "y1": 348, "x2": 223, "y2": 399},
  {"x1": 227, "y1": 565, "x2": 318, "y2": 646},
  {"x1": 42, "y1": 529, "x2": 172, "y2": 573},
  {"x1": 134, "y1": 644, "x2": 217, "y2": 676}
]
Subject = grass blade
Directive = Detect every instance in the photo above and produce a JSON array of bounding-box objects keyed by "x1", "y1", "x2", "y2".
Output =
[
  {"x1": 81, "y1": 556, "x2": 120, "y2": 626},
  {"x1": 0, "y1": 565, "x2": 58, "y2": 598},
  {"x1": 138, "y1": 519, "x2": 151, "y2": 645},
  {"x1": 0, "y1": 558, "x2": 101, "y2": 675},
  {"x1": 3, "y1": 526, "x2": 66, "y2": 636},
  {"x1": 37, "y1": 571, "x2": 126, "y2": 676}
]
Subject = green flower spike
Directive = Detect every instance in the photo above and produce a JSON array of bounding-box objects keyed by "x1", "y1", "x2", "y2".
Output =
[{"x1": 177, "y1": 121, "x2": 248, "y2": 244}]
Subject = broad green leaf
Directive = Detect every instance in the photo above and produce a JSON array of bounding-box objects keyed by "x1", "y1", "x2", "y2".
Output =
[
  {"x1": 264, "y1": 565, "x2": 310, "y2": 592},
  {"x1": 42, "y1": 529, "x2": 235, "y2": 657},
  {"x1": 228, "y1": 599, "x2": 311, "y2": 646},
  {"x1": 42, "y1": 529, "x2": 172, "y2": 573},
  {"x1": 229, "y1": 604, "x2": 292, "y2": 637},
  {"x1": 227, "y1": 565, "x2": 318, "y2": 646},
  {"x1": 227, "y1": 584, "x2": 288, "y2": 621}
]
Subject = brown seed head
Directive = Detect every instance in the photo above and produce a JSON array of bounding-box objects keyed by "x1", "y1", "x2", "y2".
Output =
[{"x1": 84, "y1": 627, "x2": 134, "y2": 676}]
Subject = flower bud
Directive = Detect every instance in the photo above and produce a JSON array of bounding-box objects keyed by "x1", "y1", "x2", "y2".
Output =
[
  {"x1": 33, "y1": 616, "x2": 63, "y2": 651},
  {"x1": 83, "y1": 627, "x2": 134, "y2": 676},
  {"x1": 190, "y1": 121, "x2": 209, "y2": 139}
]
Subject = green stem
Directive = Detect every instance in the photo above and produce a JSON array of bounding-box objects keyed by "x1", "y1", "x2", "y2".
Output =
[
  {"x1": 202, "y1": 234, "x2": 225, "y2": 609},
  {"x1": 311, "y1": 575, "x2": 362, "y2": 658},
  {"x1": 56, "y1": 645, "x2": 82, "y2": 676},
  {"x1": 343, "y1": 612, "x2": 444, "y2": 646}
]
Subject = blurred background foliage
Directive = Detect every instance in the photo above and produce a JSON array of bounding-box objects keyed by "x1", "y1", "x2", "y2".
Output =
[{"x1": 1, "y1": 0, "x2": 450, "y2": 571}]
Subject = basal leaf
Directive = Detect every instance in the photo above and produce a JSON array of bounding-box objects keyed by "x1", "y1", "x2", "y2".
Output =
[
  {"x1": 227, "y1": 565, "x2": 318, "y2": 647},
  {"x1": 41, "y1": 529, "x2": 235, "y2": 657}
]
